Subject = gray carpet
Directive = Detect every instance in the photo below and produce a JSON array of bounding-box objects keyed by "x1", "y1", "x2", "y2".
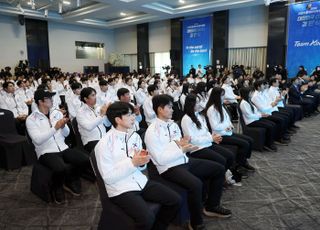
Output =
[{"x1": 1, "y1": 115, "x2": 320, "y2": 230}]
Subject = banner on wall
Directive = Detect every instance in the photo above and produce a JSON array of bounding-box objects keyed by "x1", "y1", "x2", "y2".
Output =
[
  {"x1": 286, "y1": 1, "x2": 320, "y2": 77},
  {"x1": 182, "y1": 16, "x2": 212, "y2": 76}
]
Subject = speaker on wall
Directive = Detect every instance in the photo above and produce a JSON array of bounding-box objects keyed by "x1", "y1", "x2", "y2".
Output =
[{"x1": 18, "y1": 15, "x2": 25, "y2": 26}]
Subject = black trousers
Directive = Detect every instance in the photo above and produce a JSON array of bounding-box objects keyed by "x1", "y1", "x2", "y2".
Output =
[
  {"x1": 161, "y1": 158, "x2": 225, "y2": 227},
  {"x1": 84, "y1": 140, "x2": 99, "y2": 154},
  {"x1": 248, "y1": 119, "x2": 276, "y2": 147},
  {"x1": 285, "y1": 104, "x2": 303, "y2": 121},
  {"x1": 188, "y1": 145, "x2": 235, "y2": 171},
  {"x1": 263, "y1": 113, "x2": 288, "y2": 140},
  {"x1": 39, "y1": 148, "x2": 89, "y2": 190},
  {"x1": 111, "y1": 180, "x2": 181, "y2": 230},
  {"x1": 220, "y1": 133, "x2": 253, "y2": 166}
]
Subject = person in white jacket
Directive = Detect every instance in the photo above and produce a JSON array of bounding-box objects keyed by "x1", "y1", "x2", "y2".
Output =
[
  {"x1": 239, "y1": 87, "x2": 277, "y2": 152},
  {"x1": 66, "y1": 82, "x2": 82, "y2": 120},
  {"x1": 76, "y1": 87, "x2": 111, "y2": 153},
  {"x1": 145, "y1": 94, "x2": 231, "y2": 230},
  {"x1": 96, "y1": 80, "x2": 115, "y2": 107},
  {"x1": 95, "y1": 101, "x2": 181, "y2": 230},
  {"x1": 143, "y1": 85, "x2": 159, "y2": 125},
  {"x1": 221, "y1": 76, "x2": 240, "y2": 121},
  {"x1": 205, "y1": 87, "x2": 255, "y2": 173},
  {"x1": 26, "y1": 89, "x2": 89, "y2": 204},
  {"x1": 181, "y1": 94, "x2": 238, "y2": 183},
  {"x1": 0, "y1": 81, "x2": 29, "y2": 134}
]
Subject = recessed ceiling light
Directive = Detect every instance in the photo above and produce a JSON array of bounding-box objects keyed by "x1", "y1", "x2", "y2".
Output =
[
  {"x1": 179, "y1": 0, "x2": 185, "y2": 3},
  {"x1": 120, "y1": 12, "x2": 127, "y2": 16},
  {"x1": 27, "y1": 2, "x2": 32, "y2": 5},
  {"x1": 63, "y1": 1, "x2": 71, "y2": 5}
]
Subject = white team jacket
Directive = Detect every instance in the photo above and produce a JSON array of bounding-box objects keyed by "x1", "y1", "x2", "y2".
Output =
[
  {"x1": 239, "y1": 100, "x2": 262, "y2": 125},
  {"x1": 26, "y1": 109, "x2": 69, "y2": 158},
  {"x1": 95, "y1": 127, "x2": 148, "y2": 197},
  {"x1": 181, "y1": 113, "x2": 212, "y2": 151},
  {"x1": 145, "y1": 118, "x2": 188, "y2": 174},
  {"x1": 206, "y1": 106, "x2": 233, "y2": 136},
  {"x1": 76, "y1": 104, "x2": 110, "y2": 146}
]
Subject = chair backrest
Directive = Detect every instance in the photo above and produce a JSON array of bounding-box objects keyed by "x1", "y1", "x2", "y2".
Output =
[
  {"x1": 89, "y1": 150, "x2": 110, "y2": 205},
  {"x1": 237, "y1": 103, "x2": 247, "y2": 130},
  {"x1": 0, "y1": 109, "x2": 18, "y2": 135},
  {"x1": 71, "y1": 118, "x2": 84, "y2": 148}
]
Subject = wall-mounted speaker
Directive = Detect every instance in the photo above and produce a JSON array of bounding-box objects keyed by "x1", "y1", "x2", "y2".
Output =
[{"x1": 18, "y1": 15, "x2": 25, "y2": 26}]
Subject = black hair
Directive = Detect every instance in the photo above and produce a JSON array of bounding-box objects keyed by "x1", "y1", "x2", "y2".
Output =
[
  {"x1": 152, "y1": 94, "x2": 173, "y2": 115},
  {"x1": 253, "y1": 80, "x2": 264, "y2": 90},
  {"x1": 185, "y1": 94, "x2": 202, "y2": 129},
  {"x1": 221, "y1": 75, "x2": 229, "y2": 84},
  {"x1": 80, "y1": 87, "x2": 96, "y2": 103},
  {"x1": 269, "y1": 77, "x2": 278, "y2": 86},
  {"x1": 2, "y1": 81, "x2": 14, "y2": 89},
  {"x1": 138, "y1": 79, "x2": 145, "y2": 89},
  {"x1": 181, "y1": 83, "x2": 190, "y2": 95},
  {"x1": 117, "y1": 88, "x2": 130, "y2": 99},
  {"x1": 16, "y1": 80, "x2": 23, "y2": 87},
  {"x1": 239, "y1": 87, "x2": 255, "y2": 113},
  {"x1": 147, "y1": 85, "x2": 157, "y2": 96},
  {"x1": 125, "y1": 77, "x2": 132, "y2": 84},
  {"x1": 194, "y1": 82, "x2": 207, "y2": 96},
  {"x1": 41, "y1": 78, "x2": 51, "y2": 85},
  {"x1": 107, "y1": 77, "x2": 114, "y2": 84},
  {"x1": 106, "y1": 102, "x2": 134, "y2": 128},
  {"x1": 37, "y1": 84, "x2": 47, "y2": 90},
  {"x1": 203, "y1": 87, "x2": 225, "y2": 122},
  {"x1": 99, "y1": 79, "x2": 108, "y2": 86},
  {"x1": 71, "y1": 82, "x2": 82, "y2": 90}
]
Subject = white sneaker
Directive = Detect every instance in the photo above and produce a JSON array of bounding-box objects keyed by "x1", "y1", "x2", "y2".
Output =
[{"x1": 225, "y1": 169, "x2": 242, "y2": 186}]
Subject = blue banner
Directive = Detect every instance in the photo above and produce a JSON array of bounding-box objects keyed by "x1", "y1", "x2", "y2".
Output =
[
  {"x1": 286, "y1": 1, "x2": 320, "y2": 77},
  {"x1": 182, "y1": 16, "x2": 212, "y2": 76}
]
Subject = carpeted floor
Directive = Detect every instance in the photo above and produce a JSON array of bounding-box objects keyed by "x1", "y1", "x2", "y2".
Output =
[{"x1": 1, "y1": 115, "x2": 320, "y2": 230}]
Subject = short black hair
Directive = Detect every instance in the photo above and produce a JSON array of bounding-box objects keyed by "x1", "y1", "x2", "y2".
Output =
[
  {"x1": 2, "y1": 81, "x2": 14, "y2": 89},
  {"x1": 117, "y1": 88, "x2": 130, "y2": 99},
  {"x1": 71, "y1": 82, "x2": 82, "y2": 90},
  {"x1": 147, "y1": 85, "x2": 157, "y2": 95},
  {"x1": 80, "y1": 87, "x2": 96, "y2": 103},
  {"x1": 152, "y1": 94, "x2": 173, "y2": 115},
  {"x1": 253, "y1": 80, "x2": 264, "y2": 90},
  {"x1": 99, "y1": 79, "x2": 108, "y2": 86},
  {"x1": 107, "y1": 77, "x2": 114, "y2": 84},
  {"x1": 106, "y1": 102, "x2": 134, "y2": 128},
  {"x1": 269, "y1": 77, "x2": 278, "y2": 85}
]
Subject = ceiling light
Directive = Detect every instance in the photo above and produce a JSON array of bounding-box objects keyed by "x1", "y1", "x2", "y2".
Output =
[
  {"x1": 44, "y1": 9, "x2": 48, "y2": 17},
  {"x1": 31, "y1": 0, "x2": 35, "y2": 10},
  {"x1": 77, "y1": 0, "x2": 81, "y2": 7},
  {"x1": 120, "y1": 12, "x2": 127, "y2": 16},
  {"x1": 179, "y1": 0, "x2": 185, "y2": 3},
  {"x1": 59, "y1": 2, "x2": 63, "y2": 13},
  {"x1": 27, "y1": 2, "x2": 32, "y2": 5},
  {"x1": 63, "y1": 1, "x2": 71, "y2": 5}
]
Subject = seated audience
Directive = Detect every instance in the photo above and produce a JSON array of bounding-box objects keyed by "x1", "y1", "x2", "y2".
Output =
[
  {"x1": 26, "y1": 89, "x2": 89, "y2": 204},
  {"x1": 95, "y1": 102, "x2": 181, "y2": 230},
  {"x1": 145, "y1": 94, "x2": 231, "y2": 230}
]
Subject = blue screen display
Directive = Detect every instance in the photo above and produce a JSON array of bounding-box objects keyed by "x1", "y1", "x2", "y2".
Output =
[
  {"x1": 286, "y1": 1, "x2": 320, "y2": 77},
  {"x1": 182, "y1": 16, "x2": 212, "y2": 76}
]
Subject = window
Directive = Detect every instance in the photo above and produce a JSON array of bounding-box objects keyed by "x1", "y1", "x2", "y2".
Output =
[{"x1": 75, "y1": 41, "x2": 105, "y2": 60}]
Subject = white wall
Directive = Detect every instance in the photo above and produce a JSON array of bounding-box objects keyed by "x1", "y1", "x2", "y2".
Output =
[
  {"x1": 229, "y1": 5, "x2": 269, "y2": 48},
  {"x1": 149, "y1": 20, "x2": 171, "y2": 53},
  {"x1": 0, "y1": 15, "x2": 28, "y2": 72},
  {"x1": 48, "y1": 22, "x2": 114, "y2": 73},
  {"x1": 114, "y1": 25, "x2": 137, "y2": 54}
]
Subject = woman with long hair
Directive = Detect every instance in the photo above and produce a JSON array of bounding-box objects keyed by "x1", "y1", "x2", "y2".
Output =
[
  {"x1": 204, "y1": 87, "x2": 255, "y2": 173},
  {"x1": 181, "y1": 94, "x2": 240, "y2": 185},
  {"x1": 239, "y1": 87, "x2": 277, "y2": 152},
  {"x1": 194, "y1": 82, "x2": 208, "y2": 111}
]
